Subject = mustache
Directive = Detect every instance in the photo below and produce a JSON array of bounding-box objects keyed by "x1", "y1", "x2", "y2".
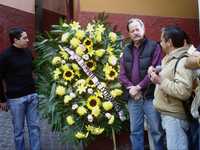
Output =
[{"x1": 133, "y1": 34, "x2": 142, "y2": 38}]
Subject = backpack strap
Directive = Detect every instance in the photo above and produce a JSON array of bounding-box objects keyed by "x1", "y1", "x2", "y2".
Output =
[
  {"x1": 173, "y1": 54, "x2": 188, "y2": 75},
  {"x1": 173, "y1": 53, "x2": 195, "y2": 121}
]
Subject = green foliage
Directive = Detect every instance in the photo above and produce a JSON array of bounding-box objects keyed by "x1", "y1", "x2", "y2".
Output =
[{"x1": 34, "y1": 16, "x2": 128, "y2": 145}]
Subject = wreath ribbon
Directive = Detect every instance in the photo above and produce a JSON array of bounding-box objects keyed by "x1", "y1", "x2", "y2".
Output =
[{"x1": 59, "y1": 45, "x2": 126, "y2": 121}]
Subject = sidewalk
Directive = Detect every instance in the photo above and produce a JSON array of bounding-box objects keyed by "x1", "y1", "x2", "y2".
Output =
[
  {"x1": 0, "y1": 111, "x2": 131, "y2": 150},
  {"x1": 0, "y1": 111, "x2": 70, "y2": 150}
]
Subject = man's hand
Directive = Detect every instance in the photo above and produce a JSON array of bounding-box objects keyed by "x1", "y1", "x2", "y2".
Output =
[
  {"x1": 0, "y1": 102, "x2": 8, "y2": 111},
  {"x1": 149, "y1": 72, "x2": 161, "y2": 84},
  {"x1": 148, "y1": 66, "x2": 156, "y2": 77},
  {"x1": 129, "y1": 85, "x2": 141, "y2": 100}
]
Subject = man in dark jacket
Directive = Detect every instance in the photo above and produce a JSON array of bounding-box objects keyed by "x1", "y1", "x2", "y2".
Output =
[
  {"x1": 119, "y1": 18, "x2": 164, "y2": 150},
  {"x1": 0, "y1": 27, "x2": 41, "y2": 150}
]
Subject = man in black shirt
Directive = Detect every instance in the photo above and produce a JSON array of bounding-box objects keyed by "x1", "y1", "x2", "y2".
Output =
[{"x1": 0, "y1": 27, "x2": 41, "y2": 150}]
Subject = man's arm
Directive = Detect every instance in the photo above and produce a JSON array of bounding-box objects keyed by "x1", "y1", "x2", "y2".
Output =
[
  {"x1": 138, "y1": 44, "x2": 163, "y2": 89},
  {"x1": 0, "y1": 82, "x2": 7, "y2": 111},
  {"x1": 119, "y1": 56, "x2": 133, "y2": 89}
]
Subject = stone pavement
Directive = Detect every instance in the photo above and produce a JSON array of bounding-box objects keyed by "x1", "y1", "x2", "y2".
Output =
[
  {"x1": 0, "y1": 111, "x2": 131, "y2": 150},
  {"x1": 0, "y1": 111, "x2": 81, "y2": 150}
]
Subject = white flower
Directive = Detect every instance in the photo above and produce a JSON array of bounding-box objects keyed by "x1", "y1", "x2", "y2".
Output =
[
  {"x1": 61, "y1": 32, "x2": 70, "y2": 42},
  {"x1": 87, "y1": 88, "x2": 93, "y2": 94},
  {"x1": 82, "y1": 54, "x2": 89, "y2": 60},
  {"x1": 120, "y1": 52, "x2": 123, "y2": 58},
  {"x1": 87, "y1": 114, "x2": 94, "y2": 122},
  {"x1": 105, "y1": 113, "x2": 112, "y2": 119},
  {"x1": 62, "y1": 23, "x2": 68, "y2": 27},
  {"x1": 61, "y1": 60, "x2": 66, "y2": 64},
  {"x1": 108, "y1": 55, "x2": 117, "y2": 66},
  {"x1": 72, "y1": 104, "x2": 78, "y2": 110},
  {"x1": 70, "y1": 92, "x2": 76, "y2": 98}
]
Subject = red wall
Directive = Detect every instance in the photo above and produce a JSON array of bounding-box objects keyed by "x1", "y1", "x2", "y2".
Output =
[
  {"x1": 43, "y1": 8, "x2": 200, "y2": 46},
  {"x1": 77, "y1": 11, "x2": 200, "y2": 47},
  {"x1": 42, "y1": 8, "x2": 65, "y2": 32},
  {"x1": 0, "y1": 4, "x2": 35, "y2": 51}
]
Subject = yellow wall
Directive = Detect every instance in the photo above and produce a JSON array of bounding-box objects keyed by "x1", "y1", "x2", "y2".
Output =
[{"x1": 80, "y1": 0, "x2": 198, "y2": 18}]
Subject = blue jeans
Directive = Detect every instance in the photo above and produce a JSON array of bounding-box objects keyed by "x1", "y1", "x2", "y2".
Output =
[
  {"x1": 161, "y1": 115, "x2": 189, "y2": 150},
  {"x1": 128, "y1": 98, "x2": 164, "y2": 150},
  {"x1": 8, "y1": 93, "x2": 41, "y2": 150}
]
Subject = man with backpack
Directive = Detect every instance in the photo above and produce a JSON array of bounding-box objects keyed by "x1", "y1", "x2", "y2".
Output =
[
  {"x1": 185, "y1": 44, "x2": 200, "y2": 150},
  {"x1": 148, "y1": 26, "x2": 193, "y2": 150}
]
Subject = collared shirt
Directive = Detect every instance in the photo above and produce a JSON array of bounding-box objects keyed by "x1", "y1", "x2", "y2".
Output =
[{"x1": 119, "y1": 42, "x2": 163, "y2": 90}]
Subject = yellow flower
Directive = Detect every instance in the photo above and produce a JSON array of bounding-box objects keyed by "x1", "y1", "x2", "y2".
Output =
[
  {"x1": 77, "y1": 106, "x2": 87, "y2": 116},
  {"x1": 56, "y1": 85, "x2": 65, "y2": 96},
  {"x1": 70, "y1": 38, "x2": 80, "y2": 48},
  {"x1": 83, "y1": 38, "x2": 93, "y2": 50},
  {"x1": 75, "y1": 131, "x2": 88, "y2": 139},
  {"x1": 63, "y1": 68, "x2": 74, "y2": 81},
  {"x1": 102, "y1": 101, "x2": 113, "y2": 111},
  {"x1": 75, "y1": 30, "x2": 85, "y2": 40},
  {"x1": 76, "y1": 85, "x2": 87, "y2": 94},
  {"x1": 103, "y1": 63, "x2": 110, "y2": 73},
  {"x1": 71, "y1": 64, "x2": 80, "y2": 77},
  {"x1": 66, "y1": 116, "x2": 75, "y2": 125},
  {"x1": 86, "y1": 60, "x2": 96, "y2": 71},
  {"x1": 87, "y1": 48, "x2": 94, "y2": 56},
  {"x1": 108, "y1": 55, "x2": 118, "y2": 66},
  {"x1": 53, "y1": 68, "x2": 61, "y2": 80},
  {"x1": 104, "y1": 64, "x2": 118, "y2": 80},
  {"x1": 76, "y1": 46, "x2": 85, "y2": 56},
  {"x1": 107, "y1": 46, "x2": 114, "y2": 55},
  {"x1": 110, "y1": 89, "x2": 123, "y2": 97},
  {"x1": 91, "y1": 106, "x2": 101, "y2": 117},
  {"x1": 86, "y1": 125, "x2": 104, "y2": 135},
  {"x1": 86, "y1": 95, "x2": 101, "y2": 110},
  {"x1": 75, "y1": 79, "x2": 87, "y2": 94},
  {"x1": 109, "y1": 32, "x2": 117, "y2": 42},
  {"x1": 95, "y1": 49, "x2": 105, "y2": 57},
  {"x1": 70, "y1": 21, "x2": 80, "y2": 31},
  {"x1": 71, "y1": 63, "x2": 80, "y2": 71},
  {"x1": 64, "y1": 95, "x2": 73, "y2": 104},
  {"x1": 59, "y1": 51, "x2": 69, "y2": 60},
  {"x1": 95, "y1": 31, "x2": 102, "y2": 43},
  {"x1": 86, "y1": 78, "x2": 95, "y2": 88},
  {"x1": 105, "y1": 67, "x2": 118, "y2": 80},
  {"x1": 60, "y1": 64, "x2": 68, "y2": 71},
  {"x1": 61, "y1": 32, "x2": 70, "y2": 42},
  {"x1": 52, "y1": 56, "x2": 61, "y2": 65},
  {"x1": 96, "y1": 24, "x2": 105, "y2": 33},
  {"x1": 108, "y1": 115, "x2": 115, "y2": 125},
  {"x1": 94, "y1": 90, "x2": 103, "y2": 98}
]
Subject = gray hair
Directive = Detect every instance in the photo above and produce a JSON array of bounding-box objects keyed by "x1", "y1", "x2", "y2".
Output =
[{"x1": 127, "y1": 18, "x2": 144, "y2": 31}]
